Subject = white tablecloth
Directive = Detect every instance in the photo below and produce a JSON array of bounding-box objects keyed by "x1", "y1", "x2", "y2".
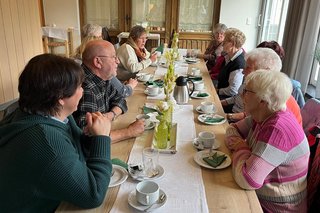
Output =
[{"x1": 110, "y1": 105, "x2": 209, "y2": 213}]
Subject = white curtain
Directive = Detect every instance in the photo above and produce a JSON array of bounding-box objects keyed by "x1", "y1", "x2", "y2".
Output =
[
  {"x1": 179, "y1": 0, "x2": 213, "y2": 32},
  {"x1": 282, "y1": 0, "x2": 320, "y2": 97}
]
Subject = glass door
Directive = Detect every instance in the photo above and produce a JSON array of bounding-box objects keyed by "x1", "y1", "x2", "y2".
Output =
[{"x1": 257, "y1": 0, "x2": 289, "y2": 45}]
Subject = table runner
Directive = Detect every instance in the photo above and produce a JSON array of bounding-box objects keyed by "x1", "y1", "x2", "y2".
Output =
[{"x1": 110, "y1": 105, "x2": 209, "y2": 213}]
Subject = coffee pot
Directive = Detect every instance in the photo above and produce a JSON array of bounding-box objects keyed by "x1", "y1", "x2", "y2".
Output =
[{"x1": 173, "y1": 76, "x2": 194, "y2": 104}]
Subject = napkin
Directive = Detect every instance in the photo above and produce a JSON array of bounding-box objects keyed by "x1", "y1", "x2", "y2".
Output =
[
  {"x1": 188, "y1": 76, "x2": 203, "y2": 81},
  {"x1": 203, "y1": 152, "x2": 227, "y2": 168},
  {"x1": 111, "y1": 158, "x2": 128, "y2": 170},
  {"x1": 144, "y1": 79, "x2": 164, "y2": 87},
  {"x1": 204, "y1": 117, "x2": 225, "y2": 123},
  {"x1": 197, "y1": 92, "x2": 209, "y2": 97}
]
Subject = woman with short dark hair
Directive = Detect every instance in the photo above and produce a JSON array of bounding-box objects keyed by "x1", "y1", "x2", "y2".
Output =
[{"x1": 0, "y1": 54, "x2": 112, "y2": 212}]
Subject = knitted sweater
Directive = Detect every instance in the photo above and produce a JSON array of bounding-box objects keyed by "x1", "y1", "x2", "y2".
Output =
[
  {"x1": 0, "y1": 109, "x2": 112, "y2": 212},
  {"x1": 226, "y1": 111, "x2": 309, "y2": 212}
]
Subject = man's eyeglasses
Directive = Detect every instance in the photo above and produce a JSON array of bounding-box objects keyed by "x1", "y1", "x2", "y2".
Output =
[
  {"x1": 97, "y1": 55, "x2": 118, "y2": 60},
  {"x1": 242, "y1": 88, "x2": 256, "y2": 95}
]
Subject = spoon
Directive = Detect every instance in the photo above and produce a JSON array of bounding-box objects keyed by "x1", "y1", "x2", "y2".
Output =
[{"x1": 144, "y1": 193, "x2": 166, "y2": 212}]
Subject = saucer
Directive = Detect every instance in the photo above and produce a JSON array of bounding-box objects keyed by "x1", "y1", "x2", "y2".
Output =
[
  {"x1": 128, "y1": 165, "x2": 164, "y2": 181},
  {"x1": 196, "y1": 105, "x2": 216, "y2": 114},
  {"x1": 144, "y1": 89, "x2": 161, "y2": 97},
  {"x1": 198, "y1": 114, "x2": 226, "y2": 125},
  {"x1": 128, "y1": 189, "x2": 167, "y2": 212},
  {"x1": 191, "y1": 91, "x2": 210, "y2": 99},
  {"x1": 145, "y1": 121, "x2": 156, "y2": 130},
  {"x1": 109, "y1": 165, "x2": 128, "y2": 188},
  {"x1": 193, "y1": 138, "x2": 220, "y2": 150},
  {"x1": 194, "y1": 150, "x2": 231, "y2": 169}
]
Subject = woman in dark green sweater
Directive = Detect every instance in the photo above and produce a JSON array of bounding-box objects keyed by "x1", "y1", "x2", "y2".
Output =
[{"x1": 0, "y1": 54, "x2": 112, "y2": 212}]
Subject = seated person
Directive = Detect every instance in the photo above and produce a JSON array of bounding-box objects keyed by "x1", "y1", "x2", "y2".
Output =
[
  {"x1": 225, "y1": 70, "x2": 309, "y2": 212},
  {"x1": 116, "y1": 25, "x2": 157, "y2": 81},
  {"x1": 217, "y1": 28, "x2": 246, "y2": 99},
  {"x1": 223, "y1": 43, "x2": 302, "y2": 124},
  {"x1": 198, "y1": 23, "x2": 227, "y2": 70},
  {"x1": 257, "y1": 40, "x2": 305, "y2": 108},
  {"x1": 0, "y1": 54, "x2": 112, "y2": 212},
  {"x1": 72, "y1": 23, "x2": 137, "y2": 98},
  {"x1": 73, "y1": 40, "x2": 145, "y2": 143}
]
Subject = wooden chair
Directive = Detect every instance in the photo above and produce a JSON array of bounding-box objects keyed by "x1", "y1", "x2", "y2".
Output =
[{"x1": 42, "y1": 27, "x2": 74, "y2": 58}]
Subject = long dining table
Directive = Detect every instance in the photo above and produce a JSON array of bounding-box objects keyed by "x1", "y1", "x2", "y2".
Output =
[{"x1": 56, "y1": 59, "x2": 263, "y2": 213}]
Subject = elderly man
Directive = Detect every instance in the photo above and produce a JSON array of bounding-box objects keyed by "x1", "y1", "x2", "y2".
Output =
[
  {"x1": 221, "y1": 48, "x2": 302, "y2": 124},
  {"x1": 73, "y1": 40, "x2": 144, "y2": 143}
]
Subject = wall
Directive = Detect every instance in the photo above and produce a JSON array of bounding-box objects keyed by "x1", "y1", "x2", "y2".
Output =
[
  {"x1": 42, "y1": 0, "x2": 81, "y2": 51},
  {"x1": 220, "y1": 0, "x2": 262, "y2": 51},
  {"x1": 0, "y1": 0, "x2": 43, "y2": 104}
]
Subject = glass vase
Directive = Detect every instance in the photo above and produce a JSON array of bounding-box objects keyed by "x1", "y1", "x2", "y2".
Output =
[{"x1": 154, "y1": 118, "x2": 168, "y2": 149}]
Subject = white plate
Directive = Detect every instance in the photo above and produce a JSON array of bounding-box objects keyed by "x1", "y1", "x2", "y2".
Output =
[
  {"x1": 194, "y1": 150, "x2": 231, "y2": 169},
  {"x1": 128, "y1": 189, "x2": 167, "y2": 212},
  {"x1": 192, "y1": 138, "x2": 220, "y2": 150},
  {"x1": 128, "y1": 165, "x2": 165, "y2": 181},
  {"x1": 185, "y1": 58, "x2": 199, "y2": 64},
  {"x1": 198, "y1": 114, "x2": 226, "y2": 125},
  {"x1": 190, "y1": 91, "x2": 210, "y2": 99},
  {"x1": 109, "y1": 165, "x2": 128, "y2": 188},
  {"x1": 144, "y1": 89, "x2": 162, "y2": 97},
  {"x1": 196, "y1": 105, "x2": 216, "y2": 114},
  {"x1": 145, "y1": 121, "x2": 156, "y2": 130}
]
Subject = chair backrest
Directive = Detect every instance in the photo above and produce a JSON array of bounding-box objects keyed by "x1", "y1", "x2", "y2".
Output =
[
  {"x1": 291, "y1": 79, "x2": 305, "y2": 108},
  {"x1": 301, "y1": 98, "x2": 320, "y2": 135}
]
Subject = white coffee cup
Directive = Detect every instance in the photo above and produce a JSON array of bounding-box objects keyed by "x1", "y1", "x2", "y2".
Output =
[
  {"x1": 192, "y1": 67, "x2": 200, "y2": 76},
  {"x1": 198, "y1": 131, "x2": 216, "y2": 148},
  {"x1": 136, "y1": 114, "x2": 151, "y2": 127},
  {"x1": 194, "y1": 81, "x2": 204, "y2": 91},
  {"x1": 147, "y1": 85, "x2": 159, "y2": 96},
  {"x1": 137, "y1": 73, "x2": 151, "y2": 81},
  {"x1": 136, "y1": 181, "x2": 160, "y2": 205},
  {"x1": 200, "y1": 101, "x2": 215, "y2": 113}
]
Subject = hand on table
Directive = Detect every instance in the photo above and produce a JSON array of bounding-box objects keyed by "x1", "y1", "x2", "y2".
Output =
[
  {"x1": 225, "y1": 136, "x2": 249, "y2": 152},
  {"x1": 150, "y1": 53, "x2": 157, "y2": 62},
  {"x1": 126, "y1": 78, "x2": 138, "y2": 89},
  {"x1": 127, "y1": 119, "x2": 145, "y2": 137}
]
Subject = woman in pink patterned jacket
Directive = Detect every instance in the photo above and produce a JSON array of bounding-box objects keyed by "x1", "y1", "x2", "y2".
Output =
[{"x1": 225, "y1": 70, "x2": 309, "y2": 213}]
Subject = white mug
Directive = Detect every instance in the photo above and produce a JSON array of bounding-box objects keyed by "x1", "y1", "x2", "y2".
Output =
[
  {"x1": 200, "y1": 101, "x2": 215, "y2": 113},
  {"x1": 147, "y1": 85, "x2": 159, "y2": 96},
  {"x1": 198, "y1": 131, "x2": 216, "y2": 148},
  {"x1": 194, "y1": 81, "x2": 204, "y2": 91},
  {"x1": 136, "y1": 181, "x2": 160, "y2": 205},
  {"x1": 136, "y1": 114, "x2": 151, "y2": 127}
]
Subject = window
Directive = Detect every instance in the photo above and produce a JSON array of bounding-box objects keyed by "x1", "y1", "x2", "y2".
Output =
[
  {"x1": 259, "y1": 0, "x2": 289, "y2": 45},
  {"x1": 178, "y1": 0, "x2": 214, "y2": 33},
  {"x1": 84, "y1": 0, "x2": 119, "y2": 30},
  {"x1": 131, "y1": 0, "x2": 166, "y2": 31}
]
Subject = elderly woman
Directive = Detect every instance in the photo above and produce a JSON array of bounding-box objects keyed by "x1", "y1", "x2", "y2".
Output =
[
  {"x1": 73, "y1": 23, "x2": 137, "y2": 98},
  {"x1": 198, "y1": 23, "x2": 227, "y2": 70},
  {"x1": 0, "y1": 54, "x2": 112, "y2": 212},
  {"x1": 116, "y1": 25, "x2": 157, "y2": 81},
  {"x1": 217, "y1": 28, "x2": 246, "y2": 99},
  {"x1": 225, "y1": 70, "x2": 309, "y2": 212}
]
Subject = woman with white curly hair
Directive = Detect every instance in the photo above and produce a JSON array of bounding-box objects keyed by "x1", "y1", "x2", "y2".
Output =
[{"x1": 225, "y1": 70, "x2": 309, "y2": 212}]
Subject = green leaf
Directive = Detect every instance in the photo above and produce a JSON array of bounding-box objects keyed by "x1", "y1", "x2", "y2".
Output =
[
  {"x1": 197, "y1": 93, "x2": 209, "y2": 97},
  {"x1": 143, "y1": 106, "x2": 163, "y2": 115},
  {"x1": 204, "y1": 117, "x2": 225, "y2": 123}
]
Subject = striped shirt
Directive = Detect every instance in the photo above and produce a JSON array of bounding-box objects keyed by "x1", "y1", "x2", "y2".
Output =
[
  {"x1": 226, "y1": 110, "x2": 309, "y2": 212},
  {"x1": 73, "y1": 64, "x2": 127, "y2": 129}
]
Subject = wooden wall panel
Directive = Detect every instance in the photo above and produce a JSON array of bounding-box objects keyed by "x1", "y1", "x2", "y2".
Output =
[{"x1": 0, "y1": 0, "x2": 43, "y2": 104}]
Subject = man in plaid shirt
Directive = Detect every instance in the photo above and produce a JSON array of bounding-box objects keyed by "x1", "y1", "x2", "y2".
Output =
[{"x1": 73, "y1": 40, "x2": 144, "y2": 143}]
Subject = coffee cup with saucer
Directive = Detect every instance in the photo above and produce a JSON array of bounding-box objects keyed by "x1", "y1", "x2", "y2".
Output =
[
  {"x1": 145, "y1": 85, "x2": 159, "y2": 96},
  {"x1": 136, "y1": 114, "x2": 155, "y2": 130}
]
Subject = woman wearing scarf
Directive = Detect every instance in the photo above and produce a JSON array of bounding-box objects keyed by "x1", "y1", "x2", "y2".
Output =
[{"x1": 116, "y1": 25, "x2": 157, "y2": 81}]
